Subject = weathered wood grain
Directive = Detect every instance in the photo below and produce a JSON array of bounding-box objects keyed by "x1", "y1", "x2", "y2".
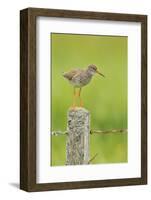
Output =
[{"x1": 66, "y1": 108, "x2": 90, "y2": 165}]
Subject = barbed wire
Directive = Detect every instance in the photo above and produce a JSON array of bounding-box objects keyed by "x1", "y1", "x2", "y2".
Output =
[
  {"x1": 51, "y1": 128, "x2": 127, "y2": 136},
  {"x1": 90, "y1": 128, "x2": 127, "y2": 134},
  {"x1": 52, "y1": 130, "x2": 68, "y2": 136}
]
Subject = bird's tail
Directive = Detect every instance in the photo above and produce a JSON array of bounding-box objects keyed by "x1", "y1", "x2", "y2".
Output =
[{"x1": 62, "y1": 71, "x2": 65, "y2": 77}]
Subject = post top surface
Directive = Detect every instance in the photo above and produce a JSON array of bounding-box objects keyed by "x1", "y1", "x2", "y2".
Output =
[{"x1": 68, "y1": 107, "x2": 89, "y2": 113}]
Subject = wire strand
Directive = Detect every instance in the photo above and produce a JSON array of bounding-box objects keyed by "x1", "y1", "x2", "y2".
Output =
[{"x1": 51, "y1": 129, "x2": 127, "y2": 136}]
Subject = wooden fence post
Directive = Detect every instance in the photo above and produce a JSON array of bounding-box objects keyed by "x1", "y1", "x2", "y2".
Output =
[{"x1": 66, "y1": 107, "x2": 90, "y2": 165}]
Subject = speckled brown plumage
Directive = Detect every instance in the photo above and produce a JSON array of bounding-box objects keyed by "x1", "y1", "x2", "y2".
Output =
[{"x1": 63, "y1": 64, "x2": 104, "y2": 107}]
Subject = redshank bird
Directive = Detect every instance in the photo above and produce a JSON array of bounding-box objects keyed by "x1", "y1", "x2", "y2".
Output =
[{"x1": 63, "y1": 64, "x2": 105, "y2": 108}]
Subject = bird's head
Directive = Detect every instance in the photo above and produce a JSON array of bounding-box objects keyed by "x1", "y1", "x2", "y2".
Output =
[{"x1": 87, "y1": 64, "x2": 105, "y2": 77}]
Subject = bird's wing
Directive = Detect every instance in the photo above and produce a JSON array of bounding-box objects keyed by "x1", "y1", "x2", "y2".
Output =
[{"x1": 63, "y1": 69, "x2": 83, "y2": 80}]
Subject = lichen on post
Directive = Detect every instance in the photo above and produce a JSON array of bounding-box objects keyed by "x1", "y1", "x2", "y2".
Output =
[{"x1": 66, "y1": 107, "x2": 90, "y2": 165}]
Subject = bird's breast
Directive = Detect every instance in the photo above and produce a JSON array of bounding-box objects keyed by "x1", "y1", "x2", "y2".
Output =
[{"x1": 70, "y1": 74, "x2": 92, "y2": 87}]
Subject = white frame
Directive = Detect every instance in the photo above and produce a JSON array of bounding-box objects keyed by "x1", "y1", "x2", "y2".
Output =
[{"x1": 36, "y1": 17, "x2": 141, "y2": 183}]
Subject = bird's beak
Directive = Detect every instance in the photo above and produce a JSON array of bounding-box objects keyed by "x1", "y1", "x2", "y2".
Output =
[{"x1": 96, "y1": 70, "x2": 105, "y2": 77}]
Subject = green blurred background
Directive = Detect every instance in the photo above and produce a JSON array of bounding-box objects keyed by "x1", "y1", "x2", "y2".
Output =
[{"x1": 51, "y1": 33, "x2": 128, "y2": 166}]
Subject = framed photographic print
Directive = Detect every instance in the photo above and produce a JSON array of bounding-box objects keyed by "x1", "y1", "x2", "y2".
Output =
[{"x1": 20, "y1": 8, "x2": 147, "y2": 191}]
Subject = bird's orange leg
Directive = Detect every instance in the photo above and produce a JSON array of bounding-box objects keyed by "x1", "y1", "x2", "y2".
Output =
[{"x1": 78, "y1": 88, "x2": 83, "y2": 107}]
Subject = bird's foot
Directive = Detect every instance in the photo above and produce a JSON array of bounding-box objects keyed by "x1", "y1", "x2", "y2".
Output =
[{"x1": 69, "y1": 104, "x2": 77, "y2": 110}]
